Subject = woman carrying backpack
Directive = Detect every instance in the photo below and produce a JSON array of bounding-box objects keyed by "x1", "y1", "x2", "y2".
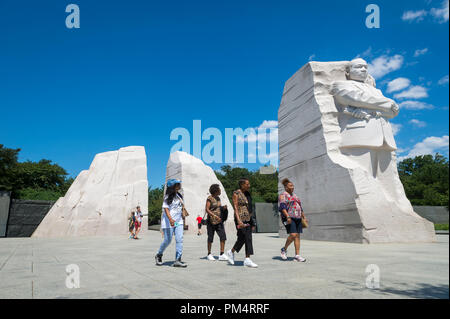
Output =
[{"x1": 205, "y1": 184, "x2": 229, "y2": 262}]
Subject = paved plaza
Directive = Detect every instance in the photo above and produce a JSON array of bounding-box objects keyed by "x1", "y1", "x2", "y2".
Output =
[{"x1": 0, "y1": 229, "x2": 448, "y2": 299}]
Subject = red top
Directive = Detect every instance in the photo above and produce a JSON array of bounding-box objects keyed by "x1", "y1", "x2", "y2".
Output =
[{"x1": 196, "y1": 216, "x2": 203, "y2": 224}]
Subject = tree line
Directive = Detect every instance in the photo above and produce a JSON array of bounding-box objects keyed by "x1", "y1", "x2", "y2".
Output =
[
  {"x1": 0, "y1": 144, "x2": 73, "y2": 200},
  {"x1": 1, "y1": 144, "x2": 448, "y2": 220}
]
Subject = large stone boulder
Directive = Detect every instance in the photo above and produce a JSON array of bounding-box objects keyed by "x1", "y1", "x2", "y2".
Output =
[
  {"x1": 164, "y1": 151, "x2": 236, "y2": 235},
  {"x1": 32, "y1": 146, "x2": 148, "y2": 237},
  {"x1": 278, "y1": 61, "x2": 435, "y2": 243}
]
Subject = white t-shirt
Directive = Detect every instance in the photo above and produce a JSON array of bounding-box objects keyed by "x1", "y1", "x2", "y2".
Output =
[
  {"x1": 135, "y1": 211, "x2": 143, "y2": 222},
  {"x1": 161, "y1": 194, "x2": 184, "y2": 229}
]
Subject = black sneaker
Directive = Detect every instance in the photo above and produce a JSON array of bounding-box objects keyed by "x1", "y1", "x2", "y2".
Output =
[
  {"x1": 173, "y1": 259, "x2": 187, "y2": 267},
  {"x1": 155, "y1": 254, "x2": 163, "y2": 266}
]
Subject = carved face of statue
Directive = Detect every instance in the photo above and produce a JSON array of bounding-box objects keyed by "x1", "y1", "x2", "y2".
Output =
[{"x1": 348, "y1": 59, "x2": 368, "y2": 82}]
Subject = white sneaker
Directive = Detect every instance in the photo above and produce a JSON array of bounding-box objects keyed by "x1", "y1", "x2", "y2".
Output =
[
  {"x1": 218, "y1": 253, "x2": 229, "y2": 261},
  {"x1": 207, "y1": 254, "x2": 216, "y2": 261},
  {"x1": 226, "y1": 249, "x2": 235, "y2": 265},
  {"x1": 244, "y1": 258, "x2": 258, "y2": 268},
  {"x1": 294, "y1": 255, "x2": 306, "y2": 262},
  {"x1": 280, "y1": 247, "x2": 288, "y2": 260}
]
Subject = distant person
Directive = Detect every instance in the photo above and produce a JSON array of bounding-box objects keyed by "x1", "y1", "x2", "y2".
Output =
[
  {"x1": 196, "y1": 215, "x2": 203, "y2": 236},
  {"x1": 205, "y1": 184, "x2": 229, "y2": 261},
  {"x1": 128, "y1": 211, "x2": 136, "y2": 239},
  {"x1": 226, "y1": 178, "x2": 258, "y2": 268},
  {"x1": 155, "y1": 179, "x2": 187, "y2": 268},
  {"x1": 134, "y1": 206, "x2": 143, "y2": 239},
  {"x1": 279, "y1": 178, "x2": 307, "y2": 262}
]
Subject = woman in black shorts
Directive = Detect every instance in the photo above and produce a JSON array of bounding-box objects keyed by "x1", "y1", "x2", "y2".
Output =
[
  {"x1": 204, "y1": 184, "x2": 229, "y2": 262},
  {"x1": 278, "y1": 178, "x2": 307, "y2": 262}
]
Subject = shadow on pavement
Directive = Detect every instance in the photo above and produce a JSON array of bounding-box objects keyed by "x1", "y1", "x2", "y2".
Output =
[
  {"x1": 335, "y1": 280, "x2": 449, "y2": 299},
  {"x1": 272, "y1": 256, "x2": 295, "y2": 261},
  {"x1": 380, "y1": 283, "x2": 449, "y2": 299},
  {"x1": 224, "y1": 260, "x2": 244, "y2": 266}
]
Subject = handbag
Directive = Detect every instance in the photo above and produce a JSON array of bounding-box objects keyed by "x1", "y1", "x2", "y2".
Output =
[
  {"x1": 301, "y1": 218, "x2": 308, "y2": 228},
  {"x1": 177, "y1": 194, "x2": 189, "y2": 218},
  {"x1": 201, "y1": 212, "x2": 208, "y2": 225},
  {"x1": 299, "y1": 201, "x2": 308, "y2": 228},
  {"x1": 220, "y1": 206, "x2": 228, "y2": 222},
  {"x1": 182, "y1": 207, "x2": 189, "y2": 218}
]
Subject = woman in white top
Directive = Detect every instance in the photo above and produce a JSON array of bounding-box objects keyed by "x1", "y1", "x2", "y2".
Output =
[{"x1": 155, "y1": 179, "x2": 187, "y2": 267}]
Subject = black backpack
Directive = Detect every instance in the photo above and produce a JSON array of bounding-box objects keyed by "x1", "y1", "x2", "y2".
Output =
[{"x1": 220, "y1": 206, "x2": 228, "y2": 222}]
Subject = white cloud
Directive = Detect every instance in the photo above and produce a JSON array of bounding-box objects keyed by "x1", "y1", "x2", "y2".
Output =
[
  {"x1": 414, "y1": 48, "x2": 429, "y2": 57},
  {"x1": 387, "y1": 77, "x2": 411, "y2": 93},
  {"x1": 360, "y1": 47, "x2": 373, "y2": 58},
  {"x1": 236, "y1": 120, "x2": 278, "y2": 144},
  {"x1": 399, "y1": 100, "x2": 434, "y2": 110},
  {"x1": 430, "y1": 0, "x2": 449, "y2": 23},
  {"x1": 399, "y1": 135, "x2": 449, "y2": 160},
  {"x1": 308, "y1": 54, "x2": 316, "y2": 61},
  {"x1": 402, "y1": 0, "x2": 449, "y2": 23},
  {"x1": 402, "y1": 10, "x2": 428, "y2": 22},
  {"x1": 237, "y1": 120, "x2": 279, "y2": 167},
  {"x1": 409, "y1": 119, "x2": 427, "y2": 128},
  {"x1": 390, "y1": 123, "x2": 402, "y2": 135},
  {"x1": 394, "y1": 85, "x2": 428, "y2": 99},
  {"x1": 368, "y1": 54, "x2": 404, "y2": 79},
  {"x1": 438, "y1": 75, "x2": 449, "y2": 85},
  {"x1": 258, "y1": 120, "x2": 278, "y2": 129}
]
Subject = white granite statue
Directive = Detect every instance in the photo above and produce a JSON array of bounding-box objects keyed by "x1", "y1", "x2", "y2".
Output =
[
  {"x1": 278, "y1": 59, "x2": 435, "y2": 243},
  {"x1": 165, "y1": 151, "x2": 236, "y2": 235},
  {"x1": 331, "y1": 58, "x2": 399, "y2": 178},
  {"x1": 32, "y1": 146, "x2": 148, "y2": 237}
]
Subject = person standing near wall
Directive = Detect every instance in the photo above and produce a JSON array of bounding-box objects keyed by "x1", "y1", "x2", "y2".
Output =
[
  {"x1": 196, "y1": 215, "x2": 203, "y2": 236},
  {"x1": 155, "y1": 179, "x2": 187, "y2": 267},
  {"x1": 134, "y1": 206, "x2": 143, "y2": 239},
  {"x1": 205, "y1": 184, "x2": 229, "y2": 261},
  {"x1": 128, "y1": 211, "x2": 135, "y2": 239},
  {"x1": 226, "y1": 178, "x2": 258, "y2": 268},
  {"x1": 279, "y1": 178, "x2": 307, "y2": 262}
]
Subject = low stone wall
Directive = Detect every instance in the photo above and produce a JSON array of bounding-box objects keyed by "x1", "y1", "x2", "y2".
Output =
[
  {"x1": 254, "y1": 203, "x2": 279, "y2": 233},
  {"x1": 278, "y1": 206, "x2": 449, "y2": 239},
  {"x1": 414, "y1": 206, "x2": 449, "y2": 224},
  {"x1": 6, "y1": 199, "x2": 55, "y2": 237},
  {"x1": 0, "y1": 191, "x2": 11, "y2": 237}
]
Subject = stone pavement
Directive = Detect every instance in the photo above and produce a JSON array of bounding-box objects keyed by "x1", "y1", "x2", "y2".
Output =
[{"x1": 0, "y1": 229, "x2": 448, "y2": 299}]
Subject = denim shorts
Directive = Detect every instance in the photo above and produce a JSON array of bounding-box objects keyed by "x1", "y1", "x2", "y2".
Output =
[{"x1": 284, "y1": 218, "x2": 303, "y2": 234}]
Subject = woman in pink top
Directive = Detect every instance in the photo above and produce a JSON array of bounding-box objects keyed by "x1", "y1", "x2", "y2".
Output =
[{"x1": 278, "y1": 178, "x2": 307, "y2": 262}]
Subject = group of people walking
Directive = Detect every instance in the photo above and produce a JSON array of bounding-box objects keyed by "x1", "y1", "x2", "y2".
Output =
[{"x1": 154, "y1": 177, "x2": 307, "y2": 268}]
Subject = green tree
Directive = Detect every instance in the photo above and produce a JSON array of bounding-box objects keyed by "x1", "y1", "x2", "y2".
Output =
[
  {"x1": 215, "y1": 165, "x2": 278, "y2": 203},
  {"x1": 148, "y1": 185, "x2": 164, "y2": 225},
  {"x1": 0, "y1": 144, "x2": 20, "y2": 191},
  {"x1": 0, "y1": 144, "x2": 73, "y2": 200},
  {"x1": 398, "y1": 153, "x2": 449, "y2": 207}
]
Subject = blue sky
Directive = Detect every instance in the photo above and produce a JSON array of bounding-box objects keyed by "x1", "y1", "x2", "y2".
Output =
[{"x1": 1, "y1": 0, "x2": 448, "y2": 187}]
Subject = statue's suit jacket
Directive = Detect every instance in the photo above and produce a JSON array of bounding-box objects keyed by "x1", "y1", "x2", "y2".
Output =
[{"x1": 331, "y1": 80, "x2": 397, "y2": 151}]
